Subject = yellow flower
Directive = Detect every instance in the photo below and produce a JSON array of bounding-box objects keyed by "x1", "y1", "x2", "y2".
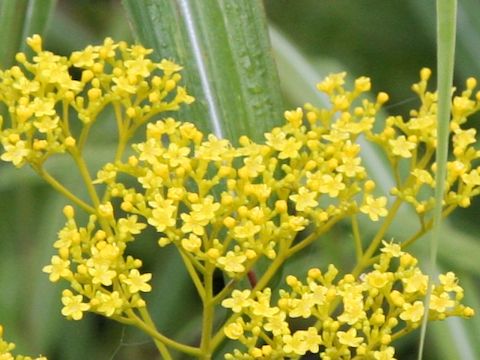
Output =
[
  {"x1": 263, "y1": 312, "x2": 289, "y2": 336},
  {"x1": 366, "y1": 270, "x2": 391, "y2": 289},
  {"x1": 118, "y1": 215, "x2": 146, "y2": 236},
  {"x1": 221, "y1": 289, "x2": 252, "y2": 313},
  {"x1": 181, "y1": 234, "x2": 202, "y2": 253},
  {"x1": 95, "y1": 291, "x2": 124, "y2": 317},
  {"x1": 402, "y1": 269, "x2": 428, "y2": 294},
  {"x1": 438, "y1": 272, "x2": 462, "y2": 292},
  {"x1": 233, "y1": 221, "x2": 261, "y2": 239},
  {"x1": 373, "y1": 346, "x2": 396, "y2": 360},
  {"x1": 282, "y1": 331, "x2": 308, "y2": 355},
  {"x1": 122, "y1": 269, "x2": 152, "y2": 293},
  {"x1": 337, "y1": 328, "x2": 363, "y2": 347},
  {"x1": 302, "y1": 327, "x2": 323, "y2": 353},
  {"x1": 217, "y1": 251, "x2": 247, "y2": 273},
  {"x1": 191, "y1": 195, "x2": 221, "y2": 223},
  {"x1": 430, "y1": 293, "x2": 455, "y2": 313},
  {"x1": 195, "y1": 134, "x2": 231, "y2": 161},
  {"x1": 181, "y1": 212, "x2": 206, "y2": 235},
  {"x1": 163, "y1": 143, "x2": 190, "y2": 167},
  {"x1": 42, "y1": 255, "x2": 72, "y2": 282},
  {"x1": 61, "y1": 290, "x2": 90, "y2": 320},
  {"x1": 462, "y1": 169, "x2": 480, "y2": 186},
  {"x1": 338, "y1": 294, "x2": 365, "y2": 325},
  {"x1": 289, "y1": 295, "x2": 316, "y2": 318},
  {"x1": 360, "y1": 195, "x2": 388, "y2": 221},
  {"x1": 389, "y1": 135, "x2": 416, "y2": 158},
  {"x1": 89, "y1": 264, "x2": 116, "y2": 286},
  {"x1": 135, "y1": 138, "x2": 164, "y2": 164},
  {"x1": 337, "y1": 156, "x2": 364, "y2": 177},
  {"x1": 317, "y1": 174, "x2": 346, "y2": 197},
  {"x1": 277, "y1": 137, "x2": 302, "y2": 159},
  {"x1": 381, "y1": 240, "x2": 404, "y2": 257},
  {"x1": 224, "y1": 321, "x2": 244, "y2": 340},
  {"x1": 148, "y1": 199, "x2": 176, "y2": 232},
  {"x1": 399, "y1": 301, "x2": 424, "y2": 323},
  {"x1": 0, "y1": 140, "x2": 30, "y2": 167},
  {"x1": 158, "y1": 59, "x2": 183, "y2": 75},
  {"x1": 289, "y1": 187, "x2": 318, "y2": 212}
]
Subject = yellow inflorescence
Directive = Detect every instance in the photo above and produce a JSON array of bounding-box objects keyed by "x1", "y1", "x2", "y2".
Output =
[
  {"x1": 222, "y1": 242, "x2": 474, "y2": 359},
  {"x1": 0, "y1": 34, "x2": 193, "y2": 168},
  {"x1": 0, "y1": 36, "x2": 478, "y2": 358}
]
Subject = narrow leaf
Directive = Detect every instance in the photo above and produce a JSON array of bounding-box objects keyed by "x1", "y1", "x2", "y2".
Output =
[
  {"x1": 121, "y1": 0, "x2": 284, "y2": 143},
  {"x1": 20, "y1": 0, "x2": 57, "y2": 51},
  {"x1": 0, "y1": 0, "x2": 28, "y2": 67},
  {"x1": 418, "y1": 1, "x2": 457, "y2": 359}
]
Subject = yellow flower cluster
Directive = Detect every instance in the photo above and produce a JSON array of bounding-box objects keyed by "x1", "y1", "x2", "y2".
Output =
[
  {"x1": 0, "y1": 325, "x2": 47, "y2": 360},
  {"x1": 1, "y1": 36, "x2": 477, "y2": 357},
  {"x1": 367, "y1": 68, "x2": 480, "y2": 212},
  {"x1": 0, "y1": 34, "x2": 193, "y2": 168},
  {"x1": 222, "y1": 242, "x2": 473, "y2": 359},
  {"x1": 42, "y1": 206, "x2": 151, "y2": 320},
  {"x1": 93, "y1": 77, "x2": 389, "y2": 282}
]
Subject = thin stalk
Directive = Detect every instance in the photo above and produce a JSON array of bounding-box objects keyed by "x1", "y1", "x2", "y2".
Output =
[
  {"x1": 34, "y1": 166, "x2": 95, "y2": 213},
  {"x1": 286, "y1": 216, "x2": 341, "y2": 256},
  {"x1": 126, "y1": 308, "x2": 201, "y2": 356},
  {"x1": 138, "y1": 307, "x2": 173, "y2": 360},
  {"x1": 351, "y1": 215, "x2": 363, "y2": 261},
  {"x1": 199, "y1": 262, "x2": 215, "y2": 359},
  {"x1": 69, "y1": 148, "x2": 101, "y2": 207},
  {"x1": 418, "y1": 1, "x2": 457, "y2": 359},
  {"x1": 178, "y1": 248, "x2": 206, "y2": 299},
  {"x1": 352, "y1": 197, "x2": 403, "y2": 277}
]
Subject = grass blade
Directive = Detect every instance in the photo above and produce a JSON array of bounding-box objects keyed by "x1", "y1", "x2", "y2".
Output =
[
  {"x1": 20, "y1": 0, "x2": 57, "y2": 51},
  {"x1": 418, "y1": 1, "x2": 457, "y2": 358},
  {"x1": 0, "y1": 0, "x2": 28, "y2": 67}
]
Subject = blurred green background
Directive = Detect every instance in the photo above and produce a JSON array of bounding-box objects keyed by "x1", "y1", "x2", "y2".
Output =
[{"x1": 0, "y1": 0, "x2": 479, "y2": 359}]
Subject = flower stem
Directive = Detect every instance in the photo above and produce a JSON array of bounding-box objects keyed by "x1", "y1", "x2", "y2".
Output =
[
  {"x1": 34, "y1": 166, "x2": 95, "y2": 213},
  {"x1": 126, "y1": 308, "x2": 201, "y2": 356},
  {"x1": 200, "y1": 262, "x2": 215, "y2": 359},
  {"x1": 352, "y1": 197, "x2": 403, "y2": 277}
]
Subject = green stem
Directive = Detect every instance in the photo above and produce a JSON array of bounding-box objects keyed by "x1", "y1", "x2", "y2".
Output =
[
  {"x1": 418, "y1": 2, "x2": 457, "y2": 359},
  {"x1": 286, "y1": 216, "x2": 341, "y2": 256},
  {"x1": 352, "y1": 197, "x2": 403, "y2": 277},
  {"x1": 77, "y1": 123, "x2": 92, "y2": 153},
  {"x1": 126, "y1": 308, "x2": 201, "y2": 356},
  {"x1": 69, "y1": 148, "x2": 101, "y2": 207},
  {"x1": 351, "y1": 215, "x2": 363, "y2": 261},
  {"x1": 178, "y1": 248, "x2": 206, "y2": 299},
  {"x1": 200, "y1": 262, "x2": 215, "y2": 359},
  {"x1": 253, "y1": 252, "x2": 286, "y2": 292},
  {"x1": 34, "y1": 166, "x2": 95, "y2": 213},
  {"x1": 138, "y1": 307, "x2": 173, "y2": 360}
]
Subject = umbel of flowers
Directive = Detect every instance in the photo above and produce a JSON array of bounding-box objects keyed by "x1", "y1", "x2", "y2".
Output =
[{"x1": 0, "y1": 36, "x2": 477, "y2": 359}]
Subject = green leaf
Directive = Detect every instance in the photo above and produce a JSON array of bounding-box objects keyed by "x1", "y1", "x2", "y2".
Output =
[
  {"x1": 121, "y1": 0, "x2": 284, "y2": 143},
  {"x1": 408, "y1": 0, "x2": 480, "y2": 77},
  {"x1": 20, "y1": 0, "x2": 57, "y2": 50},
  {"x1": 0, "y1": 0, "x2": 56, "y2": 67},
  {"x1": 0, "y1": 0, "x2": 28, "y2": 67}
]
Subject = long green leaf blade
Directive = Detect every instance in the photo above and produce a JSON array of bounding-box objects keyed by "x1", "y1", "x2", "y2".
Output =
[
  {"x1": 418, "y1": 1, "x2": 457, "y2": 359},
  {"x1": 121, "y1": 0, "x2": 284, "y2": 142},
  {"x1": 0, "y1": 0, "x2": 56, "y2": 66},
  {"x1": 20, "y1": 0, "x2": 57, "y2": 52}
]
